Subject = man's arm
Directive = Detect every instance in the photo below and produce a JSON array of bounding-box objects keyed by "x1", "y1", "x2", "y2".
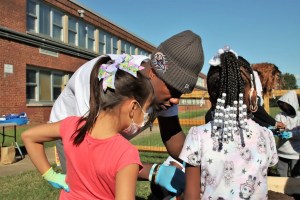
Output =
[{"x1": 158, "y1": 115, "x2": 185, "y2": 159}]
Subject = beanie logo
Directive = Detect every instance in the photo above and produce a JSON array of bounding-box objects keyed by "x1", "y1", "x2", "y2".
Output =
[{"x1": 152, "y1": 52, "x2": 168, "y2": 73}]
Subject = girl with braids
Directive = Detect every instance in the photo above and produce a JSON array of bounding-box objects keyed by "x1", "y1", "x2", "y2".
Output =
[
  {"x1": 22, "y1": 54, "x2": 154, "y2": 200},
  {"x1": 179, "y1": 46, "x2": 278, "y2": 200}
]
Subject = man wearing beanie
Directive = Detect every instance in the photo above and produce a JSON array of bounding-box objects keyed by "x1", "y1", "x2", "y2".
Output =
[{"x1": 49, "y1": 30, "x2": 204, "y2": 196}]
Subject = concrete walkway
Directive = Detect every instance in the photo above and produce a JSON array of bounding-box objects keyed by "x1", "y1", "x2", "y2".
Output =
[{"x1": 0, "y1": 147, "x2": 55, "y2": 177}]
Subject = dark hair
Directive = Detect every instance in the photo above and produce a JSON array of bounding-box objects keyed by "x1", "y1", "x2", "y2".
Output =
[
  {"x1": 251, "y1": 62, "x2": 282, "y2": 94},
  {"x1": 72, "y1": 56, "x2": 154, "y2": 145},
  {"x1": 207, "y1": 52, "x2": 255, "y2": 112}
]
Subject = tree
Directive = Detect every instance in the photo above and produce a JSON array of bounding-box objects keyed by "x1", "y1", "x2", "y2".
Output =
[{"x1": 281, "y1": 73, "x2": 298, "y2": 89}]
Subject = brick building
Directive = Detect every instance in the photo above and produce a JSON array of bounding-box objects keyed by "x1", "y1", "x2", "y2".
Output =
[{"x1": 0, "y1": 0, "x2": 156, "y2": 124}]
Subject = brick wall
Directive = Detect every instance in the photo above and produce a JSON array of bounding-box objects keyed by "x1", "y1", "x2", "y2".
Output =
[
  {"x1": 0, "y1": 0, "x2": 26, "y2": 32},
  {"x1": 0, "y1": 39, "x2": 88, "y2": 124}
]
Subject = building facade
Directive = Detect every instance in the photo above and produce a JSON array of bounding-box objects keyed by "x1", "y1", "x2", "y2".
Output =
[{"x1": 0, "y1": 0, "x2": 156, "y2": 124}]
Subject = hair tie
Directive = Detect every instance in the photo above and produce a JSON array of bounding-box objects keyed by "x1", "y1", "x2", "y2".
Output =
[
  {"x1": 209, "y1": 45, "x2": 238, "y2": 67},
  {"x1": 98, "y1": 54, "x2": 144, "y2": 91}
]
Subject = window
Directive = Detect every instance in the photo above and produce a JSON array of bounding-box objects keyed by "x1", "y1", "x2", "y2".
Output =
[
  {"x1": 121, "y1": 40, "x2": 126, "y2": 54},
  {"x1": 87, "y1": 25, "x2": 95, "y2": 51},
  {"x1": 26, "y1": 1, "x2": 63, "y2": 42},
  {"x1": 112, "y1": 36, "x2": 118, "y2": 54},
  {"x1": 52, "y1": 10, "x2": 63, "y2": 41},
  {"x1": 26, "y1": 0, "x2": 37, "y2": 32},
  {"x1": 39, "y1": 3, "x2": 51, "y2": 35},
  {"x1": 131, "y1": 45, "x2": 136, "y2": 54},
  {"x1": 26, "y1": 69, "x2": 37, "y2": 100},
  {"x1": 196, "y1": 77, "x2": 205, "y2": 88},
  {"x1": 68, "y1": 17, "x2": 77, "y2": 46},
  {"x1": 106, "y1": 33, "x2": 112, "y2": 54},
  {"x1": 53, "y1": 74, "x2": 64, "y2": 100},
  {"x1": 126, "y1": 42, "x2": 130, "y2": 54},
  {"x1": 121, "y1": 41, "x2": 131, "y2": 54},
  {"x1": 78, "y1": 21, "x2": 86, "y2": 48},
  {"x1": 99, "y1": 30, "x2": 105, "y2": 54},
  {"x1": 26, "y1": 67, "x2": 71, "y2": 103}
]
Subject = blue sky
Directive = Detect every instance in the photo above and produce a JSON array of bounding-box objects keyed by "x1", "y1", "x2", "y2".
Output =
[{"x1": 76, "y1": 0, "x2": 300, "y2": 86}]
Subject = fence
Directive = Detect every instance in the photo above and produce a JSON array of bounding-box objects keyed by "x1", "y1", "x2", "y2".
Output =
[{"x1": 133, "y1": 89, "x2": 300, "y2": 153}]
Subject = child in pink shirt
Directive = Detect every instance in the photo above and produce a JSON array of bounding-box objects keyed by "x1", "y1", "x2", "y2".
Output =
[{"x1": 22, "y1": 54, "x2": 154, "y2": 199}]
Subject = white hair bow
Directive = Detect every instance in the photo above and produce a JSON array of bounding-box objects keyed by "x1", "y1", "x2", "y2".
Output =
[{"x1": 209, "y1": 45, "x2": 238, "y2": 66}]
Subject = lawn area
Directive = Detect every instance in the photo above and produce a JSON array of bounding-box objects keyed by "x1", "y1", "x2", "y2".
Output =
[
  {"x1": 0, "y1": 107, "x2": 282, "y2": 199},
  {"x1": 0, "y1": 152, "x2": 169, "y2": 200}
]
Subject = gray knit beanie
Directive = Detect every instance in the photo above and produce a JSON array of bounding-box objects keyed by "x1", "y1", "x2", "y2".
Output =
[{"x1": 151, "y1": 30, "x2": 204, "y2": 94}]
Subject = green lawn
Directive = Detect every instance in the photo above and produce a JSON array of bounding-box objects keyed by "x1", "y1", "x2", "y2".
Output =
[
  {"x1": 0, "y1": 153, "x2": 168, "y2": 200},
  {"x1": 0, "y1": 107, "x2": 282, "y2": 199}
]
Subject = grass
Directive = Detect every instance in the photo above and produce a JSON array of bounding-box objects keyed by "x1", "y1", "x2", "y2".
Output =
[
  {"x1": 0, "y1": 153, "x2": 169, "y2": 200},
  {"x1": 0, "y1": 107, "x2": 282, "y2": 199},
  {"x1": 1, "y1": 124, "x2": 55, "y2": 148},
  {"x1": 178, "y1": 109, "x2": 208, "y2": 118}
]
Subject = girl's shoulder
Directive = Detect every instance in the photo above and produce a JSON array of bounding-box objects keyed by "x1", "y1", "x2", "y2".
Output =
[
  {"x1": 60, "y1": 116, "x2": 82, "y2": 133},
  {"x1": 189, "y1": 122, "x2": 212, "y2": 135},
  {"x1": 63, "y1": 116, "x2": 81, "y2": 122}
]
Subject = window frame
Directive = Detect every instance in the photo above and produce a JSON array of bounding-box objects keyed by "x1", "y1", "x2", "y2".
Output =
[{"x1": 26, "y1": 66, "x2": 71, "y2": 105}]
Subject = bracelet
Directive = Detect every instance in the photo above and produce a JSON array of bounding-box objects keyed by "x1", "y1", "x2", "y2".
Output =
[
  {"x1": 148, "y1": 164, "x2": 157, "y2": 181},
  {"x1": 151, "y1": 164, "x2": 161, "y2": 185}
]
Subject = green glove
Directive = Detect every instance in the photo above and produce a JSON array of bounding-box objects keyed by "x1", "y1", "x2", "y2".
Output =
[{"x1": 42, "y1": 167, "x2": 70, "y2": 192}]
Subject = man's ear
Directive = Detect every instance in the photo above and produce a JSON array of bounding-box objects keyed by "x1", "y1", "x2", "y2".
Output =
[{"x1": 149, "y1": 68, "x2": 156, "y2": 79}]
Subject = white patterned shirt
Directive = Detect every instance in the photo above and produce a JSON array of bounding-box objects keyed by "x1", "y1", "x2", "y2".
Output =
[{"x1": 179, "y1": 119, "x2": 278, "y2": 200}]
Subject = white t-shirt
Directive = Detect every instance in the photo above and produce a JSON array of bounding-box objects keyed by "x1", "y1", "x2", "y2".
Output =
[
  {"x1": 49, "y1": 54, "x2": 149, "y2": 123},
  {"x1": 179, "y1": 119, "x2": 278, "y2": 200}
]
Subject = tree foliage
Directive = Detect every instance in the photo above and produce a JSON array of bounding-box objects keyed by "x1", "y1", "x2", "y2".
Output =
[{"x1": 281, "y1": 73, "x2": 298, "y2": 89}]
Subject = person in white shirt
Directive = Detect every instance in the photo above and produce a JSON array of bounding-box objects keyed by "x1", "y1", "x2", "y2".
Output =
[{"x1": 50, "y1": 30, "x2": 204, "y2": 196}]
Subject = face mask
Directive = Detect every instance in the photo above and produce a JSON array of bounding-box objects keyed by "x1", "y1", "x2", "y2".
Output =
[
  {"x1": 121, "y1": 102, "x2": 149, "y2": 135},
  {"x1": 121, "y1": 118, "x2": 143, "y2": 135}
]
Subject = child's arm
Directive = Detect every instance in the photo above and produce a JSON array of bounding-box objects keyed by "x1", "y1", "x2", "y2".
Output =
[
  {"x1": 22, "y1": 122, "x2": 69, "y2": 192},
  {"x1": 184, "y1": 163, "x2": 201, "y2": 200},
  {"x1": 115, "y1": 164, "x2": 139, "y2": 200},
  {"x1": 22, "y1": 122, "x2": 61, "y2": 174}
]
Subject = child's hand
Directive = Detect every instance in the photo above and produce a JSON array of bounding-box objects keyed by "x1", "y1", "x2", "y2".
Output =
[
  {"x1": 276, "y1": 121, "x2": 286, "y2": 129},
  {"x1": 42, "y1": 167, "x2": 70, "y2": 192}
]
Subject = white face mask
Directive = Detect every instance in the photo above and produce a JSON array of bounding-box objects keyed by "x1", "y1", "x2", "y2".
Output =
[
  {"x1": 121, "y1": 118, "x2": 143, "y2": 135},
  {"x1": 121, "y1": 102, "x2": 149, "y2": 135}
]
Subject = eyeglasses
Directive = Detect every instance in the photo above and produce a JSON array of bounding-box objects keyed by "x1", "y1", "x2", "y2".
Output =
[{"x1": 136, "y1": 101, "x2": 150, "y2": 122}]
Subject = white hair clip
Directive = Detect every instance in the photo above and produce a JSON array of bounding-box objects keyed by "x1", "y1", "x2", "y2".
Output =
[{"x1": 209, "y1": 45, "x2": 238, "y2": 66}]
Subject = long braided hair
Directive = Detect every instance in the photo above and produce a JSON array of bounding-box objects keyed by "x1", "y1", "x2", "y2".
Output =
[{"x1": 207, "y1": 48, "x2": 256, "y2": 150}]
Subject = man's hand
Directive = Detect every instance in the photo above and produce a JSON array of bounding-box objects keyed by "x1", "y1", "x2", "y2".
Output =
[
  {"x1": 42, "y1": 167, "x2": 70, "y2": 192},
  {"x1": 278, "y1": 131, "x2": 293, "y2": 139},
  {"x1": 150, "y1": 164, "x2": 185, "y2": 195}
]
